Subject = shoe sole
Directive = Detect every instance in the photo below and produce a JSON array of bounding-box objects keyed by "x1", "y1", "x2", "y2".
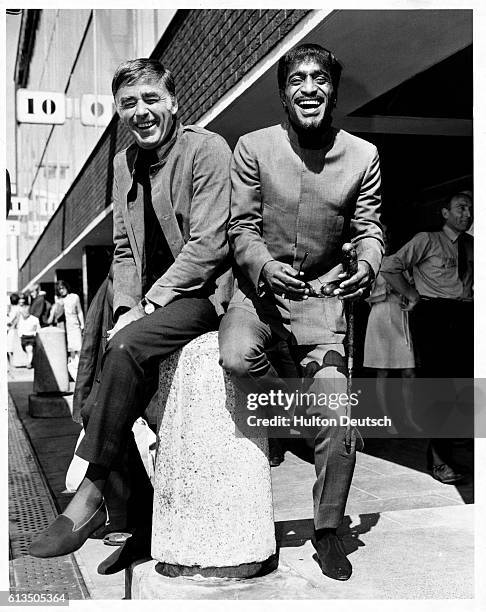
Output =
[{"x1": 432, "y1": 475, "x2": 465, "y2": 484}]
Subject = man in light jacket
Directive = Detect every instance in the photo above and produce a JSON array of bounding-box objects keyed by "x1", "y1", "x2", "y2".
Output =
[
  {"x1": 30, "y1": 58, "x2": 232, "y2": 568},
  {"x1": 219, "y1": 43, "x2": 383, "y2": 581}
]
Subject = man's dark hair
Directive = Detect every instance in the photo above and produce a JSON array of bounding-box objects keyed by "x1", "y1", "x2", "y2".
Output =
[
  {"x1": 443, "y1": 191, "x2": 473, "y2": 211},
  {"x1": 9, "y1": 293, "x2": 19, "y2": 306},
  {"x1": 112, "y1": 58, "x2": 176, "y2": 100},
  {"x1": 55, "y1": 280, "x2": 70, "y2": 297},
  {"x1": 277, "y1": 44, "x2": 342, "y2": 92}
]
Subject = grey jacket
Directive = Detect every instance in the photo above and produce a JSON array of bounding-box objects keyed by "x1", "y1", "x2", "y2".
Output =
[
  {"x1": 228, "y1": 122, "x2": 384, "y2": 344},
  {"x1": 112, "y1": 124, "x2": 232, "y2": 317}
]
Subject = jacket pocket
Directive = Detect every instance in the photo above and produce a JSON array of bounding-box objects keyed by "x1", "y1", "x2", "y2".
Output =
[{"x1": 322, "y1": 296, "x2": 346, "y2": 335}]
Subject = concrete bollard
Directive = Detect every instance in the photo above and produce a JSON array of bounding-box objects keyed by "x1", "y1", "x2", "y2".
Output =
[
  {"x1": 29, "y1": 327, "x2": 72, "y2": 418},
  {"x1": 151, "y1": 331, "x2": 276, "y2": 579},
  {"x1": 33, "y1": 327, "x2": 70, "y2": 394}
]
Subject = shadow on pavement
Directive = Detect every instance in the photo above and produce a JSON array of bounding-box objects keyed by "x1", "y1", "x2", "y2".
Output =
[
  {"x1": 275, "y1": 511, "x2": 381, "y2": 557},
  {"x1": 362, "y1": 438, "x2": 474, "y2": 504}
]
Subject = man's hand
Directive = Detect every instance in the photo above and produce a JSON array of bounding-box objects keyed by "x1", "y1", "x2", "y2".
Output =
[
  {"x1": 262, "y1": 260, "x2": 309, "y2": 300},
  {"x1": 107, "y1": 303, "x2": 144, "y2": 342},
  {"x1": 400, "y1": 290, "x2": 420, "y2": 312},
  {"x1": 333, "y1": 260, "x2": 373, "y2": 301},
  {"x1": 381, "y1": 271, "x2": 421, "y2": 311}
]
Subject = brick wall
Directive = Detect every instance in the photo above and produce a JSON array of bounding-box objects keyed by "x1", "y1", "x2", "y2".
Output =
[
  {"x1": 20, "y1": 8, "x2": 310, "y2": 287},
  {"x1": 156, "y1": 9, "x2": 309, "y2": 123}
]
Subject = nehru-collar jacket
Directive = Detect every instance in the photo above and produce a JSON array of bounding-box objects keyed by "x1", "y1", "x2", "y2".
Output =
[
  {"x1": 111, "y1": 123, "x2": 232, "y2": 316},
  {"x1": 228, "y1": 122, "x2": 384, "y2": 345}
]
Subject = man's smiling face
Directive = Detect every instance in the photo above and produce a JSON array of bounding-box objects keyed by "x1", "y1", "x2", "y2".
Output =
[
  {"x1": 280, "y1": 58, "x2": 335, "y2": 134},
  {"x1": 442, "y1": 195, "x2": 473, "y2": 234},
  {"x1": 115, "y1": 78, "x2": 178, "y2": 150}
]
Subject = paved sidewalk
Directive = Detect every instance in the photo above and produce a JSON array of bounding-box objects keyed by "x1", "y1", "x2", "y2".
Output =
[
  {"x1": 8, "y1": 365, "x2": 474, "y2": 600},
  {"x1": 271, "y1": 453, "x2": 473, "y2": 599}
]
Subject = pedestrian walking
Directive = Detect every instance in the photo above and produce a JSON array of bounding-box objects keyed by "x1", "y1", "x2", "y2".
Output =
[{"x1": 17, "y1": 302, "x2": 40, "y2": 369}]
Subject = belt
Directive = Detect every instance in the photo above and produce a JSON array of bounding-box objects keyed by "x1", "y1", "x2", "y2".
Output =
[{"x1": 419, "y1": 296, "x2": 473, "y2": 304}]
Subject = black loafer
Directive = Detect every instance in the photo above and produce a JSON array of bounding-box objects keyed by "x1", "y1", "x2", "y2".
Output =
[
  {"x1": 311, "y1": 532, "x2": 352, "y2": 581},
  {"x1": 431, "y1": 464, "x2": 465, "y2": 484},
  {"x1": 29, "y1": 502, "x2": 107, "y2": 558}
]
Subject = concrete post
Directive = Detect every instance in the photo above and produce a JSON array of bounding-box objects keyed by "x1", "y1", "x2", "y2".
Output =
[
  {"x1": 29, "y1": 327, "x2": 72, "y2": 417},
  {"x1": 33, "y1": 327, "x2": 70, "y2": 394},
  {"x1": 151, "y1": 332, "x2": 276, "y2": 579}
]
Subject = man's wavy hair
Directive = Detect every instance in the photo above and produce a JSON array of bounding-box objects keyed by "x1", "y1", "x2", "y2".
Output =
[
  {"x1": 112, "y1": 58, "x2": 176, "y2": 100},
  {"x1": 277, "y1": 44, "x2": 342, "y2": 93}
]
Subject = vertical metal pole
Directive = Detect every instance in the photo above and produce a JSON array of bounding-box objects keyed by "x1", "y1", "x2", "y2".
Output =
[
  {"x1": 82, "y1": 247, "x2": 89, "y2": 314},
  {"x1": 93, "y1": 9, "x2": 99, "y2": 136}
]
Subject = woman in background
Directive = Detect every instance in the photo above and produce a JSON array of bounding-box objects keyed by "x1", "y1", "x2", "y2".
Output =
[
  {"x1": 7, "y1": 293, "x2": 21, "y2": 364},
  {"x1": 54, "y1": 281, "x2": 84, "y2": 378},
  {"x1": 48, "y1": 284, "x2": 66, "y2": 329},
  {"x1": 364, "y1": 271, "x2": 422, "y2": 434}
]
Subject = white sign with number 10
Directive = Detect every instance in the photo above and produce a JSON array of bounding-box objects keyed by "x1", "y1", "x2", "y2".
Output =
[
  {"x1": 16, "y1": 89, "x2": 66, "y2": 124},
  {"x1": 16, "y1": 89, "x2": 114, "y2": 126}
]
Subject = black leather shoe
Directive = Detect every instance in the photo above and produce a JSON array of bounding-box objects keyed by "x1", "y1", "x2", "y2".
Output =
[
  {"x1": 431, "y1": 464, "x2": 465, "y2": 484},
  {"x1": 29, "y1": 502, "x2": 107, "y2": 558},
  {"x1": 97, "y1": 527, "x2": 151, "y2": 575},
  {"x1": 311, "y1": 532, "x2": 352, "y2": 581}
]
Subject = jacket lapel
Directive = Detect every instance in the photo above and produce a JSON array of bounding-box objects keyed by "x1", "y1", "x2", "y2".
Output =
[
  {"x1": 126, "y1": 182, "x2": 145, "y2": 266},
  {"x1": 120, "y1": 146, "x2": 144, "y2": 276},
  {"x1": 149, "y1": 132, "x2": 185, "y2": 259},
  {"x1": 119, "y1": 129, "x2": 187, "y2": 270}
]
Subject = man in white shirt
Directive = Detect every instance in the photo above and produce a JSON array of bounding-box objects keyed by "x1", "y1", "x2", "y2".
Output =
[
  {"x1": 382, "y1": 192, "x2": 473, "y2": 484},
  {"x1": 17, "y1": 303, "x2": 40, "y2": 369}
]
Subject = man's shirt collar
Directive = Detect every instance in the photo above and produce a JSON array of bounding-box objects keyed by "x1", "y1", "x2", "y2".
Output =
[
  {"x1": 442, "y1": 224, "x2": 461, "y2": 243},
  {"x1": 283, "y1": 120, "x2": 335, "y2": 150}
]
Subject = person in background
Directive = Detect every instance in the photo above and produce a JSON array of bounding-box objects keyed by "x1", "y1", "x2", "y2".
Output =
[
  {"x1": 17, "y1": 302, "x2": 40, "y2": 369},
  {"x1": 48, "y1": 283, "x2": 66, "y2": 329},
  {"x1": 28, "y1": 283, "x2": 51, "y2": 327},
  {"x1": 7, "y1": 293, "x2": 21, "y2": 364},
  {"x1": 381, "y1": 192, "x2": 473, "y2": 484},
  {"x1": 363, "y1": 271, "x2": 421, "y2": 434},
  {"x1": 54, "y1": 281, "x2": 84, "y2": 378}
]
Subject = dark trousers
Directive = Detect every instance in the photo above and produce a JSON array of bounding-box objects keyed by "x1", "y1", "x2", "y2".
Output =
[
  {"x1": 218, "y1": 307, "x2": 355, "y2": 530},
  {"x1": 77, "y1": 296, "x2": 219, "y2": 469},
  {"x1": 411, "y1": 298, "x2": 473, "y2": 467}
]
